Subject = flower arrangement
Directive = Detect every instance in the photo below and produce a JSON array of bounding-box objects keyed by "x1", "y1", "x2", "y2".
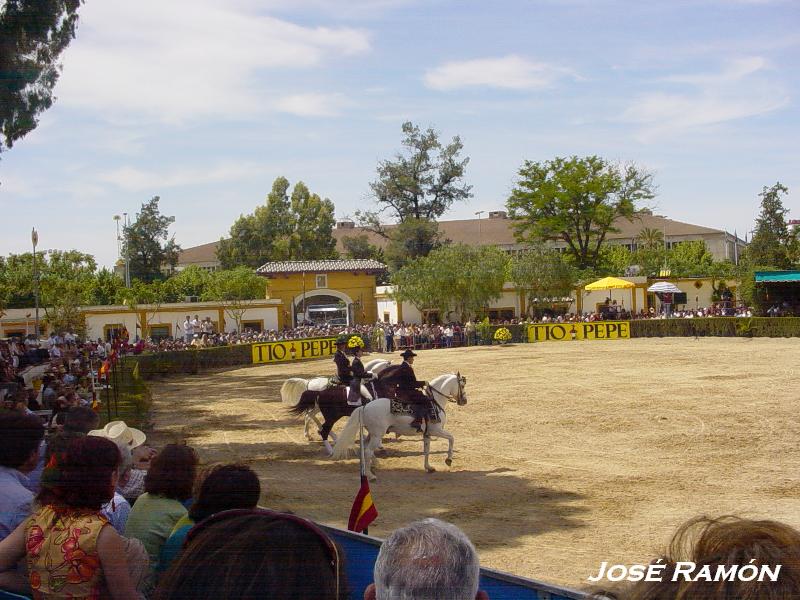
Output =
[
  {"x1": 493, "y1": 327, "x2": 512, "y2": 343},
  {"x1": 347, "y1": 335, "x2": 365, "y2": 349}
]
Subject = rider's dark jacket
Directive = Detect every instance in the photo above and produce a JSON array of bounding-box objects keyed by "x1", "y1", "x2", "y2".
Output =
[
  {"x1": 350, "y1": 356, "x2": 371, "y2": 381},
  {"x1": 393, "y1": 361, "x2": 427, "y2": 404},
  {"x1": 334, "y1": 350, "x2": 352, "y2": 384}
]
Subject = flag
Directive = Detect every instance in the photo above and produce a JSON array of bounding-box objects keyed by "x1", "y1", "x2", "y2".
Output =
[
  {"x1": 131, "y1": 361, "x2": 140, "y2": 380},
  {"x1": 98, "y1": 360, "x2": 110, "y2": 379},
  {"x1": 348, "y1": 475, "x2": 377, "y2": 533}
]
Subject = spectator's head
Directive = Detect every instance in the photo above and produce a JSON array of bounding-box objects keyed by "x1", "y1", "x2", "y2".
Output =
[
  {"x1": 145, "y1": 443, "x2": 198, "y2": 502},
  {"x1": 0, "y1": 411, "x2": 45, "y2": 473},
  {"x1": 38, "y1": 435, "x2": 121, "y2": 510},
  {"x1": 156, "y1": 509, "x2": 347, "y2": 600},
  {"x1": 189, "y1": 464, "x2": 261, "y2": 523},
  {"x1": 607, "y1": 515, "x2": 800, "y2": 600},
  {"x1": 366, "y1": 518, "x2": 486, "y2": 600},
  {"x1": 63, "y1": 406, "x2": 100, "y2": 434}
]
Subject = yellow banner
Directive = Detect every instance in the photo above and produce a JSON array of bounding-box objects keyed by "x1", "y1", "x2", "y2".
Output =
[
  {"x1": 527, "y1": 321, "x2": 630, "y2": 342},
  {"x1": 252, "y1": 337, "x2": 338, "y2": 364}
]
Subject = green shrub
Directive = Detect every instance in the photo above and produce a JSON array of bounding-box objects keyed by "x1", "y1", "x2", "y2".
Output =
[{"x1": 629, "y1": 317, "x2": 800, "y2": 338}]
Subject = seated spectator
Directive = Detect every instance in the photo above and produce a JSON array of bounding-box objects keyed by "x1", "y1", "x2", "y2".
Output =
[
  {"x1": 89, "y1": 420, "x2": 152, "y2": 502},
  {"x1": 596, "y1": 515, "x2": 800, "y2": 600},
  {"x1": 102, "y1": 441, "x2": 134, "y2": 535},
  {"x1": 125, "y1": 444, "x2": 198, "y2": 578},
  {"x1": 0, "y1": 435, "x2": 148, "y2": 599},
  {"x1": 158, "y1": 463, "x2": 261, "y2": 574},
  {"x1": 155, "y1": 509, "x2": 348, "y2": 600},
  {"x1": 0, "y1": 412, "x2": 45, "y2": 593},
  {"x1": 365, "y1": 518, "x2": 488, "y2": 600}
]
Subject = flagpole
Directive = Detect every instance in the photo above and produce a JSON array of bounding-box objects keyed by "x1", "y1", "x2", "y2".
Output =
[{"x1": 358, "y1": 407, "x2": 368, "y2": 535}]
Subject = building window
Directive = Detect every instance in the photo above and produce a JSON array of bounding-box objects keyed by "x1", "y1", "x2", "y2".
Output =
[
  {"x1": 315, "y1": 274, "x2": 327, "y2": 288},
  {"x1": 103, "y1": 324, "x2": 124, "y2": 342},
  {"x1": 149, "y1": 325, "x2": 170, "y2": 341},
  {"x1": 242, "y1": 320, "x2": 263, "y2": 332},
  {"x1": 383, "y1": 312, "x2": 390, "y2": 323}
]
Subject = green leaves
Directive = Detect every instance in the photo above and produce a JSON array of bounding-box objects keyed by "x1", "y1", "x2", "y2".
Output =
[
  {"x1": 746, "y1": 182, "x2": 794, "y2": 269},
  {"x1": 510, "y1": 245, "x2": 577, "y2": 310},
  {"x1": 122, "y1": 196, "x2": 180, "y2": 283},
  {"x1": 507, "y1": 156, "x2": 655, "y2": 270}
]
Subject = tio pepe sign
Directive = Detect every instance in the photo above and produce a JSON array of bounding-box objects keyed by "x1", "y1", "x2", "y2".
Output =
[
  {"x1": 527, "y1": 321, "x2": 630, "y2": 342},
  {"x1": 251, "y1": 337, "x2": 338, "y2": 364}
]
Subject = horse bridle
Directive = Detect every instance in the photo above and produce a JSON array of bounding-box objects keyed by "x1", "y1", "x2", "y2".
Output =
[{"x1": 427, "y1": 372, "x2": 467, "y2": 405}]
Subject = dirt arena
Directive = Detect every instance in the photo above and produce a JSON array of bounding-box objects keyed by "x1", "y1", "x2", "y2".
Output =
[{"x1": 149, "y1": 337, "x2": 800, "y2": 591}]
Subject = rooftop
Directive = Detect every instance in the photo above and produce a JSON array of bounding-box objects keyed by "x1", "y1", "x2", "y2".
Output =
[{"x1": 256, "y1": 259, "x2": 387, "y2": 276}]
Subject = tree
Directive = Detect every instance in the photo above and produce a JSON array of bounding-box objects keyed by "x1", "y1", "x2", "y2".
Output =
[
  {"x1": 383, "y1": 218, "x2": 443, "y2": 272},
  {"x1": 357, "y1": 121, "x2": 472, "y2": 234},
  {"x1": 217, "y1": 177, "x2": 338, "y2": 269},
  {"x1": 341, "y1": 234, "x2": 384, "y2": 261},
  {"x1": 668, "y1": 241, "x2": 715, "y2": 278},
  {"x1": 392, "y1": 245, "x2": 508, "y2": 322},
  {"x1": 746, "y1": 183, "x2": 794, "y2": 269},
  {"x1": 123, "y1": 196, "x2": 180, "y2": 282},
  {"x1": 118, "y1": 279, "x2": 169, "y2": 339},
  {"x1": 511, "y1": 246, "x2": 578, "y2": 314},
  {"x1": 507, "y1": 156, "x2": 656, "y2": 270},
  {"x1": 202, "y1": 267, "x2": 266, "y2": 333},
  {"x1": 86, "y1": 268, "x2": 125, "y2": 306},
  {"x1": 636, "y1": 227, "x2": 664, "y2": 251},
  {"x1": 0, "y1": 0, "x2": 83, "y2": 162},
  {"x1": 163, "y1": 265, "x2": 211, "y2": 303}
]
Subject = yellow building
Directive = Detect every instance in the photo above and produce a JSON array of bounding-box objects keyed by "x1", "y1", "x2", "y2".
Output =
[{"x1": 256, "y1": 259, "x2": 386, "y2": 329}]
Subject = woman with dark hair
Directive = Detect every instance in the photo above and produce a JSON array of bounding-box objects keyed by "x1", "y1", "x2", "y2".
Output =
[
  {"x1": 124, "y1": 444, "x2": 198, "y2": 577},
  {"x1": 158, "y1": 464, "x2": 261, "y2": 574},
  {"x1": 155, "y1": 509, "x2": 348, "y2": 600},
  {"x1": 0, "y1": 436, "x2": 148, "y2": 599}
]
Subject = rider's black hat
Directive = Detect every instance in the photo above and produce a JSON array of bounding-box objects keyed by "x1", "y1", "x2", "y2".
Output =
[
  {"x1": 335, "y1": 335, "x2": 348, "y2": 346},
  {"x1": 400, "y1": 349, "x2": 417, "y2": 359}
]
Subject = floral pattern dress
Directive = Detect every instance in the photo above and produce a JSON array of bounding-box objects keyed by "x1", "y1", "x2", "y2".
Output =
[{"x1": 25, "y1": 505, "x2": 109, "y2": 599}]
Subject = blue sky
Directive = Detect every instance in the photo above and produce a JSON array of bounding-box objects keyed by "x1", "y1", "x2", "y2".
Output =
[{"x1": 2, "y1": 0, "x2": 798, "y2": 268}]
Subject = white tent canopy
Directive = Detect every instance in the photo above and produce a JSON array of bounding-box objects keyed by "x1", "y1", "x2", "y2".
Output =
[{"x1": 647, "y1": 281, "x2": 682, "y2": 293}]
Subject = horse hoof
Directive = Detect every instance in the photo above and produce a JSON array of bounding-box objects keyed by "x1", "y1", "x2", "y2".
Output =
[
  {"x1": 445, "y1": 458, "x2": 452, "y2": 467},
  {"x1": 426, "y1": 466, "x2": 436, "y2": 473},
  {"x1": 368, "y1": 474, "x2": 377, "y2": 482},
  {"x1": 323, "y1": 441, "x2": 334, "y2": 456},
  {"x1": 374, "y1": 448, "x2": 387, "y2": 457}
]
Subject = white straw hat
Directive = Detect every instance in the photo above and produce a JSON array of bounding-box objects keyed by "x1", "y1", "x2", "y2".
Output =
[{"x1": 88, "y1": 420, "x2": 146, "y2": 448}]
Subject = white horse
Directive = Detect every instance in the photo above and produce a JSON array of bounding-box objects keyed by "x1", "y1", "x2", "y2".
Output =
[
  {"x1": 280, "y1": 359, "x2": 392, "y2": 440},
  {"x1": 331, "y1": 373, "x2": 467, "y2": 480}
]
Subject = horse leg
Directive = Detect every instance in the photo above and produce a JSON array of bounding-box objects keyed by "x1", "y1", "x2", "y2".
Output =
[
  {"x1": 319, "y1": 419, "x2": 336, "y2": 456},
  {"x1": 423, "y1": 434, "x2": 435, "y2": 473},
  {"x1": 434, "y1": 428, "x2": 455, "y2": 467},
  {"x1": 365, "y1": 432, "x2": 383, "y2": 481}
]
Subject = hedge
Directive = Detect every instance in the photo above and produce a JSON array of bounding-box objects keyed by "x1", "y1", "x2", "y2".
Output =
[
  {"x1": 629, "y1": 317, "x2": 800, "y2": 338},
  {"x1": 123, "y1": 343, "x2": 256, "y2": 379}
]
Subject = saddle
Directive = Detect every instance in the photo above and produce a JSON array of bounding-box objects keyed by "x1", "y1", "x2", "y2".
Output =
[{"x1": 389, "y1": 396, "x2": 441, "y2": 423}]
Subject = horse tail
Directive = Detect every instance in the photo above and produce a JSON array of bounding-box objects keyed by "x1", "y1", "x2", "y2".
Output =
[
  {"x1": 281, "y1": 378, "x2": 308, "y2": 405},
  {"x1": 288, "y1": 390, "x2": 319, "y2": 416},
  {"x1": 331, "y1": 407, "x2": 363, "y2": 460}
]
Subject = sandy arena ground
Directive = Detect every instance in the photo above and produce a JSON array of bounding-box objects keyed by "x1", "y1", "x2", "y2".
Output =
[{"x1": 149, "y1": 337, "x2": 800, "y2": 591}]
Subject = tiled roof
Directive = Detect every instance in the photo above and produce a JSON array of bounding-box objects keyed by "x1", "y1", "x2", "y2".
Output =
[
  {"x1": 175, "y1": 240, "x2": 221, "y2": 264},
  {"x1": 256, "y1": 259, "x2": 387, "y2": 275}
]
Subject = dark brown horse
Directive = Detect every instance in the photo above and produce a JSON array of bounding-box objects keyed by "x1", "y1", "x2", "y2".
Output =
[{"x1": 288, "y1": 373, "x2": 399, "y2": 455}]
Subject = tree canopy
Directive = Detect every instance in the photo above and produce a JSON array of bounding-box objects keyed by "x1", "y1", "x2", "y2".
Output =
[
  {"x1": 358, "y1": 121, "x2": 471, "y2": 233},
  {"x1": 0, "y1": 0, "x2": 82, "y2": 162},
  {"x1": 391, "y1": 244, "x2": 508, "y2": 322},
  {"x1": 202, "y1": 267, "x2": 266, "y2": 333},
  {"x1": 123, "y1": 196, "x2": 180, "y2": 282},
  {"x1": 510, "y1": 246, "x2": 578, "y2": 313},
  {"x1": 507, "y1": 156, "x2": 656, "y2": 270},
  {"x1": 745, "y1": 182, "x2": 795, "y2": 269},
  {"x1": 217, "y1": 177, "x2": 338, "y2": 269}
]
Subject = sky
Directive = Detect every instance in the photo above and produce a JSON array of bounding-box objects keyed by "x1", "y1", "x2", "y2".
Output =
[{"x1": 2, "y1": 0, "x2": 798, "y2": 268}]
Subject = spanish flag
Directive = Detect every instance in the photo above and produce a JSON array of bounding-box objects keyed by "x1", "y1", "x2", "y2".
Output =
[
  {"x1": 98, "y1": 360, "x2": 110, "y2": 379},
  {"x1": 348, "y1": 475, "x2": 377, "y2": 533}
]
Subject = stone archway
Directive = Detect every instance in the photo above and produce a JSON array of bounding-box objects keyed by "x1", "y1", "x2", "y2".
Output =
[{"x1": 292, "y1": 289, "x2": 353, "y2": 326}]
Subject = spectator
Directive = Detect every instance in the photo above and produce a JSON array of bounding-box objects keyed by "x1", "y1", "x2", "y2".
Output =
[
  {"x1": 63, "y1": 405, "x2": 100, "y2": 434},
  {"x1": 600, "y1": 515, "x2": 800, "y2": 600},
  {"x1": 89, "y1": 421, "x2": 151, "y2": 502},
  {"x1": 158, "y1": 464, "x2": 261, "y2": 574},
  {"x1": 0, "y1": 436, "x2": 148, "y2": 599},
  {"x1": 102, "y1": 441, "x2": 134, "y2": 535},
  {"x1": 155, "y1": 509, "x2": 348, "y2": 600},
  {"x1": 125, "y1": 444, "x2": 198, "y2": 578},
  {"x1": 365, "y1": 518, "x2": 488, "y2": 600}
]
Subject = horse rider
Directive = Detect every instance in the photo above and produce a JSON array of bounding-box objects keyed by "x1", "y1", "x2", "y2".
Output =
[
  {"x1": 347, "y1": 344, "x2": 374, "y2": 406},
  {"x1": 333, "y1": 336, "x2": 352, "y2": 387},
  {"x1": 393, "y1": 348, "x2": 429, "y2": 432}
]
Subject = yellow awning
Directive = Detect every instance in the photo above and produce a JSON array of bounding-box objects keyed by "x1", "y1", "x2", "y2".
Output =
[{"x1": 584, "y1": 276, "x2": 635, "y2": 290}]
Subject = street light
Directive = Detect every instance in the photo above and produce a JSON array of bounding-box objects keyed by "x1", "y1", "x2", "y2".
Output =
[
  {"x1": 122, "y1": 212, "x2": 131, "y2": 287},
  {"x1": 31, "y1": 228, "x2": 39, "y2": 339},
  {"x1": 475, "y1": 211, "x2": 485, "y2": 245}
]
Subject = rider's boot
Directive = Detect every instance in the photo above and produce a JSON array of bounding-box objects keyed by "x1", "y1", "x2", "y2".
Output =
[{"x1": 410, "y1": 418, "x2": 423, "y2": 432}]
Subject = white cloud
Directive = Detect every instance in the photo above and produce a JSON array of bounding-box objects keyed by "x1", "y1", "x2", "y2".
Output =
[
  {"x1": 56, "y1": 0, "x2": 370, "y2": 122},
  {"x1": 98, "y1": 162, "x2": 263, "y2": 192},
  {"x1": 622, "y1": 57, "x2": 789, "y2": 140},
  {"x1": 274, "y1": 93, "x2": 350, "y2": 117},
  {"x1": 424, "y1": 55, "x2": 575, "y2": 91}
]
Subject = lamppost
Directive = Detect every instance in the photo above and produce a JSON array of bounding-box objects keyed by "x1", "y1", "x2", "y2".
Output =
[
  {"x1": 31, "y1": 228, "x2": 39, "y2": 338},
  {"x1": 123, "y1": 213, "x2": 131, "y2": 287},
  {"x1": 475, "y1": 211, "x2": 485, "y2": 245}
]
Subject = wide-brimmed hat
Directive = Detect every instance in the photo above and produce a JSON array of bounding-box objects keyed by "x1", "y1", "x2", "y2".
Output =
[
  {"x1": 400, "y1": 349, "x2": 417, "y2": 359},
  {"x1": 335, "y1": 335, "x2": 348, "y2": 346},
  {"x1": 88, "y1": 420, "x2": 146, "y2": 448}
]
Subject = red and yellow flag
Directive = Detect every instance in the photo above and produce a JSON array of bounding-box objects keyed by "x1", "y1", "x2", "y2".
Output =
[
  {"x1": 348, "y1": 475, "x2": 377, "y2": 533},
  {"x1": 98, "y1": 360, "x2": 110, "y2": 379}
]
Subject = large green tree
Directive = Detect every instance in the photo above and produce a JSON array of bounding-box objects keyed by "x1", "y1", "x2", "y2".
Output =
[
  {"x1": 123, "y1": 196, "x2": 180, "y2": 282},
  {"x1": 507, "y1": 156, "x2": 656, "y2": 270},
  {"x1": 392, "y1": 244, "x2": 508, "y2": 322},
  {"x1": 217, "y1": 177, "x2": 338, "y2": 268},
  {"x1": 202, "y1": 267, "x2": 266, "y2": 333},
  {"x1": 746, "y1": 182, "x2": 794, "y2": 269},
  {"x1": 383, "y1": 218, "x2": 443, "y2": 272},
  {"x1": 0, "y1": 0, "x2": 82, "y2": 162},
  {"x1": 357, "y1": 121, "x2": 471, "y2": 236},
  {"x1": 511, "y1": 246, "x2": 578, "y2": 314}
]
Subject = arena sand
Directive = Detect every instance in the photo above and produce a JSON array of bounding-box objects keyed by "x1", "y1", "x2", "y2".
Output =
[{"x1": 148, "y1": 337, "x2": 800, "y2": 591}]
